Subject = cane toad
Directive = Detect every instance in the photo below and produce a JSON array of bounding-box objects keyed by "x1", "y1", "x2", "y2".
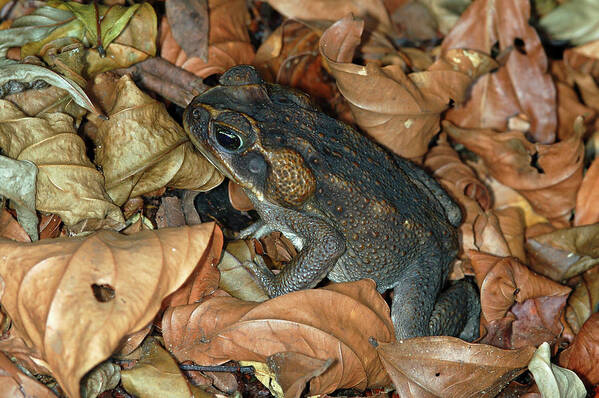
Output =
[{"x1": 184, "y1": 65, "x2": 480, "y2": 340}]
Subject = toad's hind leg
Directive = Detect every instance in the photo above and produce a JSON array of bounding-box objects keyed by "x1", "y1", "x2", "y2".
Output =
[{"x1": 391, "y1": 256, "x2": 480, "y2": 341}]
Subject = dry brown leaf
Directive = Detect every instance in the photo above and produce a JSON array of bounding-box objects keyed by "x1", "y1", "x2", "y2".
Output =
[
  {"x1": 555, "y1": 81, "x2": 595, "y2": 142},
  {"x1": 0, "y1": 99, "x2": 124, "y2": 230},
  {"x1": 444, "y1": 121, "x2": 584, "y2": 226},
  {"x1": 92, "y1": 75, "x2": 223, "y2": 206},
  {"x1": 494, "y1": 207, "x2": 526, "y2": 262},
  {"x1": 160, "y1": 0, "x2": 255, "y2": 78},
  {"x1": 266, "y1": 0, "x2": 394, "y2": 35},
  {"x1": 0, "y1": 351, "x2": 55, "y2": 398},
  {"x1": 162, "y1": 225, "x2": 223, "y2": 308},
  {"x1": 0, "y1": 209, "x2": 30, "y2": 242},
  {"x1": 166, "y1": 0, "x2": 209, "y2": 61},
  {"x1": 155, "y1": 196, "x2": 186, "y2": 228},
  {"x1": 526, "y1": 224, "x2": 599, "y2": 281},
  {"x1": 0, "y1": 223, "x2": 220, "y2": 398},
  {"x1": 424, "y1": 134, "x2": 490, "y2": 254},
  {"x1": 469, "y1": 251, "x2": 571, "y2": 323},
  {"x1": 320, "y1": 15, "x2": 496, "y2": 158},
  {"x1": 267, "y1": 352, "x2": 333, "y2": 398},
  {"x1": 442, "y1": 0, "x2": 557, "y2": 144},
  {"x1": 559, "y1": 312, "x2": 599, "y2": 386},
  {"x1": 473, "y1": 210, "x2": 515, "y2": 259},
  {"x1": 565, "y1": 267, "x2": 599, "y2": 333},
  {"x1": 575, "y1": 157, "x2": 599, "y2": 226},
  {"x1": 163, "y1": 280, "x2": 394, "y2": 394},
  {"x1": 228, "y1": 180, "x2": 254, "y2": 211},
  {"x1": 377, "y1": 337, "x2": 535, "y2": 398},
  {"x1": 4, "y1": 85, "x2": 87, "y2": 123}
]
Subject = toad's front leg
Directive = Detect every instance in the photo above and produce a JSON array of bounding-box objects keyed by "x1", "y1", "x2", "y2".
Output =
[{"x1": 244, "y1": 208, "x2": 345, "y2": 297}]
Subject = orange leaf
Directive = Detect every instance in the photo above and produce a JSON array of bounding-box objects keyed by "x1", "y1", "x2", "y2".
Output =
[
  {"x1": 0, "y1": 223, "x2": 220, "y2": 398},
  {"x1": 444, "y1": 121, "x2": 584, "y2": 225},
  {"x1": 559, "y1": 312, "x2": 599, "y2": 386},
  {"x1": 163, "y1": 280, "x2": 394, "y2": 394},
  {"x1": 442, "y1": 0, "x2": 556, "y2": 143},
  {"x1": 575, "y1": 157, "x2": 599, "y2": 226},
  {"x1": 320, "y1": 15, "x2": 495, "y2": 158},
  {"x1": 377, "y1": 337, "x2": 535, "y2": 397}
]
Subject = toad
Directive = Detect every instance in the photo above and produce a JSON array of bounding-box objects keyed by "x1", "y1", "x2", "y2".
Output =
[{"x1": 183, "y1": 65, "x2": 480, "y2": 340}]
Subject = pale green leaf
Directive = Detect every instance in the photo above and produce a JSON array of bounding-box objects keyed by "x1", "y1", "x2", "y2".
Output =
[
  {"x1": 528, "y1": 342, "x2": 587, "y2": 398},
  {"x1": 539, "y1": 0, "x2": 599, "y2": 45},
  {"x1": 0, "y1": 60, "x2": 100, "y2": 115},
  {"x1": 0, "y1": 155, "x2": 38, "y2": 241}
]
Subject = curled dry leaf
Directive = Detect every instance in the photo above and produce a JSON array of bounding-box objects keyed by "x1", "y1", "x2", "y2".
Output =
[
  {"x1": 319, "y1": 15, "x2": 496, "y2": 158},
  {"x1": 444, "y1": 121, "x2": 584, "y2": 225},
  {"x1": 575, "y1": 157, "x2": 599, "y2": 226},
  {"x1": 93, "y1": 75, "x2": 223, "y2": 206},
  {"x1": 0, "y1": 223, "x2": 220, "y2": 398},
  {"x1": 559, "y1": 312, "x2": 599, "y2": 385},
  {"x1": 0, "y1": 155, "x2": 38, "y2": 241},
  {"x1": 565, "y1": 267, "x2": 599, "y2": 333},
  {"x1": 217, "y1": 240, "x2": 269, "y2": 302},
  {"x1": 555, "y1": 81, "x2": 595, "y2": 141},
  {"x1": 473, "y1": 209, "x2": 524, "y2": 261},
  {"x1": 0, "y1": 61, "x2": 99, "y2": 116},
  {"x1": 160, "y1": 0, "x2": 255, "y2": 78},
  {"x1": 442, "y1": 0, "x2": 557, "y2": 144},
  {"x1": 267, "y1": 352, "x2": 333, "y2": 398},
  {"x1": 424, "y1": 134, "x2": 490, "y2": 254},
  {"x1": 0, "y1": 351, "x2": 56, "y2": 398},
  {"x1": 526, "y1": 224, "x2": 599, "y2": 281},
  {"x1": 529, "y1": 342, "x2": 587, "y2": 398},
  {"x1": 5, "y1": 85, "x2": 88, "y2": 124},
  {"x1": 163, "y1": 280, "x2": 394, "y2": 394},
  {"x1": 0, "y1": 100, "x2": 124, "y2": 229},
  {"x1": 469, "y1": 251, "x2": 571, "y2": 323},
  {"x1": 121, "y1": 337, "x2": 199, "y2": 398},
  {"x1": 266, "y1": 0, "x2": 393, "y2": 34},
  {"x1": 377, "y1": 337, "x2": 536, "y2": 398}
]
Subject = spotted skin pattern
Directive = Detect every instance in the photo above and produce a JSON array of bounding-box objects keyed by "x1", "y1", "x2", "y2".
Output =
[{"x1": 184, "y1": 65, "x2": 480, "y2": 341}]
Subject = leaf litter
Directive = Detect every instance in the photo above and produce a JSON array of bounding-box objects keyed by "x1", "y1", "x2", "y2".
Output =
[{"x1": 0, "y1": 0, "x2": 597, "y2": 397}]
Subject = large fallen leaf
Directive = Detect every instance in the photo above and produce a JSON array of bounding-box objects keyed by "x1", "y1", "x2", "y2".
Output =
[
  {"x1": 267, "y1": 352, "x2": 334, "y2": 398},
  {"x1": 0, "y1": 351, "x2": 55, "y2": 398},
  {"x1": 0, "y1": 155, "x2": 38, "y2": 241},
  {"x1": 526, "y1": 224, "x2": 599, "y2": 281},
  {"x1": 473, "y1": 209, "x2": 525, "y2": 261},
  {"x1": 444, "y1": 121, "x2": 584, "y2": 225},
  {"x1": 529, "y1": 342, "x2": 587, "y2": 398},
  {"x1": 539, "y1": 0, "x2": 599, "y2": 46},
  {"x1": 160, "y1": 0, "x2": 255, "y2": 78},
  {"x1": 319, "y1": 15, "x2": 496, "y2": 158},
  {"x1": 0, "y1": 223, "x2": 220, "y2": 398},
  {"x1": 92, "y1": 75, "x2": 223, "y2": 206},
  {"x1": 377, "y1": 337, "x2": 535, "y2": 397},
  {"x1": 442, "y1": 0, "x2": 557, "y2": 143},
  {"x1": 469, "y1": 251, "x2": 571, "y2": 323},
  {"x1": 0, "y1": 99, "x2": 124, "y2": 229},
  {"x1": 163, "y1": 280, "x2": 394, "y2": 394},
  {"x1": 559, "y1": 312, "x2": 599, "y2": 385},
  {"x1": 575, "y1": 157, "x2": 599, "y2": 226}
]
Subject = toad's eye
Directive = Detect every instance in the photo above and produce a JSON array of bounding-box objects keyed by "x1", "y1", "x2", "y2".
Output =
[{"x1": 213, "y1": 124, "x2": 242, "y2": 151}]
